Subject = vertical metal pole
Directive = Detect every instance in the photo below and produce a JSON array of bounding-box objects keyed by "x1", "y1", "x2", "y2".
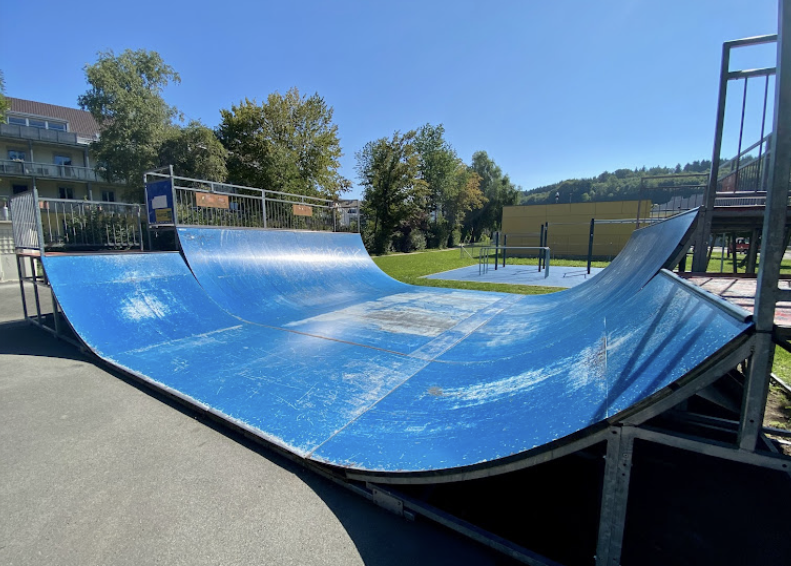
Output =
[
  {"x1": 734, "y1": 77, "x2": 750, "y2": 183},
  {"x1": 502, "y1": 234, "x2": 507, "y2": 268},
  {"x1": 16, "y1": 254, "x2": 28, "y2": 320},
  {"x1": 136, "y1": 205, "x2": 144, "y2": 251},
  {"x1": 262, "y1": 190, "x2": 268, "y2": 229},
  {"x1": 588, "y1": 218, "x2": 595, "y2": 275},
  {"x1": 31, "y1": 256, "x2": 42, "y2": 326},
  {"x1": 693, "y1": 40, "x2": 732, "y2": 272},
  {"x1": 169, "y1": 165, "x2": 178, "y2": 226},
  {"x1": 757, "y1": 74, "x2": 771, "y2": 192},
  {"x1": 596, "y1": 427, "x2": 635, "y2": 566},
  {"x1": 538, "y1": 224, "x2": 545, "y2": 272},
  {"x1": 739, "y1": 0, "x2": 791, "y2": 450},
  {"x1": 494, "y1": 232, "x2": 499, "y2": 271}
]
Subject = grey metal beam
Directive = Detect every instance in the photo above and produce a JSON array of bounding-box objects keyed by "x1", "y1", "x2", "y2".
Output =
[
  {"x1": 635, "y1": 426, "x2": 791, "y2": 472},
  {"x1": 739, "y1": 0, "x2": 791, "y2": 450},
  {"x1": 595, "y1": 427, "x2": 635, "y2": 566},
  {"x1": 727, "y1": 67, "x2": 777, "y2": 80},
  {"x1": 693, "y1": 41, "x2": 731, "y2": 271}
]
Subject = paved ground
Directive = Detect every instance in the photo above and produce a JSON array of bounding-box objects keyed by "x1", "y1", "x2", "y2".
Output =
[
  {"x1": 423, "y1": 264, "x2": 604, "y2": 288},
  {"x1": 0, "y1": 283, "x2": 517, "y2": 566}
]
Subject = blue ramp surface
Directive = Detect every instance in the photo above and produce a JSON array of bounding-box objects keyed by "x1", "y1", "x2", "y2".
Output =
[{"x1": 43, "y1": 210, "x2": 753, "y2": 479}]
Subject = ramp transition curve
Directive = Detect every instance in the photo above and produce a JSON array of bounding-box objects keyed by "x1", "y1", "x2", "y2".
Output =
[{"x1": 42, "y1": 210, "x2": 753, "y2": 480}]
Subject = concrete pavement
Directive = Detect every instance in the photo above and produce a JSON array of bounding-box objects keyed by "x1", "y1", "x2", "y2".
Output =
[{"x1": 0, "y1": 283, "x2": 517, "y2": 566}]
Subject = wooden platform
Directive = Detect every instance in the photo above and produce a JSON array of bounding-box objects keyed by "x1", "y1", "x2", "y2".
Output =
[{"x1": 681, "y1": 273, "x2": 791, "y2": 337}]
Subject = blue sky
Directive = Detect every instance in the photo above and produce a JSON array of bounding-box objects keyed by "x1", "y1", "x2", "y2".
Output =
[{"x1": 1, "y1": 0, "x2": 780, "y2": 199}]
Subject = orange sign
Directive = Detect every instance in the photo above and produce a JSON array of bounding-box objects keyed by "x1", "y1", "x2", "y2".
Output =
[
  {"x1": 293, "y1": 204, "x2": 313, "y2": 217},
  {"x1": 196, "y1": 193, "x2": 230, "y2": 209}
]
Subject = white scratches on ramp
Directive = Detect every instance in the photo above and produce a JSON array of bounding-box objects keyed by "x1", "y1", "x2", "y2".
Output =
[{"x1": 121, "y1": 295, "x2": 170, "y2": 321}]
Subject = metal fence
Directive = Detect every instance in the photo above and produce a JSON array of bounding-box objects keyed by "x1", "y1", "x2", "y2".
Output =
[
  {"x1": 10, "y1": 191, "x2": 40, "y2": 250},
  {"x1": 38, "y1": 199, "x2": 144, "y2": 251},
  {"x1": 148, "y1": 171, "x2": 360, "y2": 232}
]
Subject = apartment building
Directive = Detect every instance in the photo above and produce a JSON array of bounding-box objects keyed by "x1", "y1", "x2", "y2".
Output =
[{"x1": 0, "y1": 98, "x2": 129, "y2": 209}]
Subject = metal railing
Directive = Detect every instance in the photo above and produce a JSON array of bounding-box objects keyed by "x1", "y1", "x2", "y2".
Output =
[
  {"x1": 10, "y1": 191, "x2": 40, "y2": 250},
  {"x1": 0, "y1": 122, "x2": 89, "y2": 145},
  {"x1": 147, "y1": 171, "x2": 360, "y2": 232},
  {"x1": 0, "y1": 159, "x2": 108, "y2": 183},
  {"x1": 478, "y1": 246, "x2": 550, "y2": 277},
  {"x1": 38, "y1": 199, "x2": 144, "y2": 251}
]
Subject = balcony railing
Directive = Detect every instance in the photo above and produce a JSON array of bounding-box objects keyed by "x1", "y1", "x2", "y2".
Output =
[
  {"x1": 0, "y1": 122, "x2": 94, "y2": 145},
  {"x1": 0, "y1": 159, "x2": 107, "y2": 183}
]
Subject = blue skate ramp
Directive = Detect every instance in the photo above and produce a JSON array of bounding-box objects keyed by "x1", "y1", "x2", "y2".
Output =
[{"x1": 42, "y1": 210, "x2": 753, "y2": 480}]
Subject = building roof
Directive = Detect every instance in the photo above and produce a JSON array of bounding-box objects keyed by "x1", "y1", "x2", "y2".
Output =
[{"x1": 7, "y1": 98, "x2": 101, "y2": 138}]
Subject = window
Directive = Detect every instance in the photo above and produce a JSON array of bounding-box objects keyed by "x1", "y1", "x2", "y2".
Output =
[
  {"x1": 54, "y1": 155, "x2": 73, "y2": 166},
  {"x1": 6, "y1": 115, "x2": 69, "y2": 131},
  {"x1": 59, "y1": 187, "x2": 74, "y2": 199},
  {"x1": 12, "y1": 185, "x2": 28, "y2": 194},
  {"x1": 8, "y1": 149, "x2": 26, "y2": 161},
  {"x1": 101, "y1": 190, "x2": 115, "y2": 202}
]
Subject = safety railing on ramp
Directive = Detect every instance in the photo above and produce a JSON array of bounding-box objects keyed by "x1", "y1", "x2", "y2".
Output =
[{"x1": 144, "y1": 167, "x2": 360, "y2": 233}]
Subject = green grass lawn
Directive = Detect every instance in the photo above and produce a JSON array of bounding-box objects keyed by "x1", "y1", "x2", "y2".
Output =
[
  {"x1": 703, "y1": 251, "x2": 791, "y2": 274},
  {"x1": 372, "y1": 249, "x2": 565, "y2": 295}
]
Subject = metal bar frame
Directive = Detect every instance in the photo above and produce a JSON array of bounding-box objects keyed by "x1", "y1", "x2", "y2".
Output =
[
  {"x1": 739, "y1": 0, "x2": 791, "y2": 450},
  {"x1": 693, "y1": 34, "x2": 779, "y2": 271}
]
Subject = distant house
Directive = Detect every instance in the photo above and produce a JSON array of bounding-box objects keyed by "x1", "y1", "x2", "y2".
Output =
[{"x1": 0, "y1": 98, "x2": 129, "y2": 207}]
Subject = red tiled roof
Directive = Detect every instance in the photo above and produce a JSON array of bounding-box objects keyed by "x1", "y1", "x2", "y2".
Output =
[{"x1": 7, "y1": 98, "x2": 101, "y2": 138}]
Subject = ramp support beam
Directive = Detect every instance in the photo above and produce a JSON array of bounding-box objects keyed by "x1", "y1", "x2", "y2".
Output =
[{"x1": 595, "y1": 426, "x2": 634, "y2": 566}]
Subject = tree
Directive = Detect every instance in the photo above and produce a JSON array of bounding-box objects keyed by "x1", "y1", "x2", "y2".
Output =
[
  {"x1": 444, "y1": 165, "x2": 485, "y2": 232},
  {"x1": 462, "y1": 151, "x2": 519, "y2": 241},
  {"x1": 356, "y1": 130, "x2": 428, "y2": 254},
  {"x1": 414, "y1": 123, "x2": 457, "y2": 217},
  {"x1": 158, "y1": 121, "x2": 228, "y2": 182},
  {"x1": 0, "y1": 70, "x2": 9, "y2": 120},
  {"x1": 79, "y1": 49, "x2": 180, "y2": 191},
  {"x1": 217, "y1": 88, "x2": 348, "y2": 197}
]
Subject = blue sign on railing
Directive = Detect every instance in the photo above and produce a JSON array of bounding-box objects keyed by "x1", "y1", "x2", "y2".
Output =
[{"x1": 146, "y1": 179, "x2": 174, "y2": 226}]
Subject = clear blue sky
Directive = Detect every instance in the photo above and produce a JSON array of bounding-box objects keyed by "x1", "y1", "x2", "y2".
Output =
[{"x1": 1, "y1": 0, "x2": 780, "y2": 199}]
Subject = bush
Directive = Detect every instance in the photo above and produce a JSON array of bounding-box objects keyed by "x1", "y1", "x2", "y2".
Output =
[
  {"x1": 449, "y1": 229, "x2": 462, "y2": 247},
  {"x1": 409, "y1": 230, "x2": 426, "y2": 251},
  {"x1": 427, "y1": 221, "x2": 450, "y2": 249}
]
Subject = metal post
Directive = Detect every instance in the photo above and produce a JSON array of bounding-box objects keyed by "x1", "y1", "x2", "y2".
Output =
[
  {"x1": 588, "y1": 218, "x2": 595, "y2": 275},
  {"x1": 502, "y1": 234, "x2": 507, "y2": 268},
  {"x1": 16, "y1": 255, "x2": 28, "y2": 320},
  {"x1": 494, "y1": 232, "x2": 499, "y2": 271},
  {"x1": 746, "y1": 227, "x2": 760, "y2": 273},
  {"x1": 168, "y1": 165, "x2": 178, "y2": 226},
  {"x1": 30, "y1": 256, "x2": 42, "y2": 326},
  {"x1": 539, "y1": 224, "x2": 545, "y2": 272},
  {"x1": 739, "y1": 0, "x2": 791, "y2": 450},
  {"x1": 595, "y1": 427, "x2": 635, "y2": 566},
  {"x1": 693, "y1": 41, "x2": 731, "y2": 272},
  {"x1": 262, "y1": 190, "x2": 268, "y2": 229}
]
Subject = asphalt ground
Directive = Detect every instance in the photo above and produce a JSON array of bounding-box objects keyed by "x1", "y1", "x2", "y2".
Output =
[{"x1": 0, "y1": 282, "x2": 517, "y2": 566}]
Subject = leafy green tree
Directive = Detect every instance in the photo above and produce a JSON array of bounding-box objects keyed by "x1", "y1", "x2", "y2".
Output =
[
  {"x1": 0, "y1": 70, "x2": 9, "y2": 120},
  {"x1": 217, "y1": 88, "x2": 348, "y2": 197},
  {"x1": 356, "y1": 130, "x2": 428, "y2": 254},
  {"x1": 463, "y1": 151, "x2": 519, "y2": 241},
  {"x1": 78, "y1": 49, "x2": 181, "y2": 191},
  {"x1": 158, "y1": 121, "x2": 228, "y2": 182},
  {"x1": 414, "y1": 123, "x2": 457, "y2": 216}
]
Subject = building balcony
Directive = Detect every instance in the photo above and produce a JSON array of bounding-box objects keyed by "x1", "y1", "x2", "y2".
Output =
[
  {"x1": 0, "y1": 123, "x2": 97, "y2": 145},
  {"x1": 0, "y1": 159, "x2": 108, "y2": 183}
]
